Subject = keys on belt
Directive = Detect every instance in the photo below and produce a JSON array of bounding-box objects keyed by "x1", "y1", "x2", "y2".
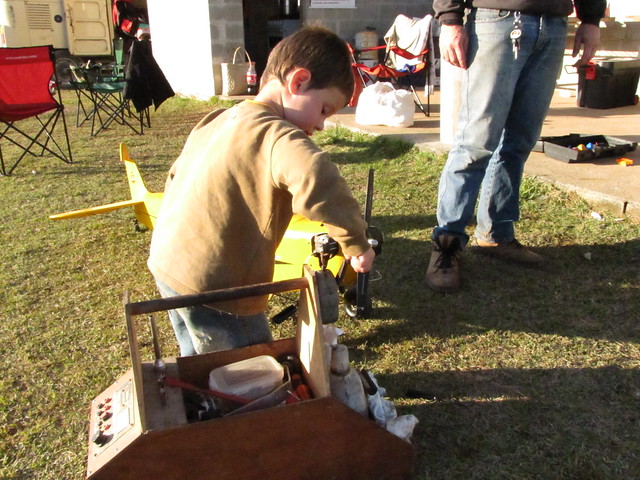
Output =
[{"x1": 510, "y1": 11, "x2": 522, "y2": 60}]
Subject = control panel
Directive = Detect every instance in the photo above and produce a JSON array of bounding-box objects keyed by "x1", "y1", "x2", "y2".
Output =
[{"x1": 87, "y1": 370, "x2": 139, "y2": 477}]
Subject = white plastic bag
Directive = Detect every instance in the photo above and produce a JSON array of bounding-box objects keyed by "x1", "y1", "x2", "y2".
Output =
[
  {"x1": 355, "y1": 82, "x2": 415, "y2": 128},
  {"x1": 364, "y1": 371, "x2": 419, "y2": 443}
]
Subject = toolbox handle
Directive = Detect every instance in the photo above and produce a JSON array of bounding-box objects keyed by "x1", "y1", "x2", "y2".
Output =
[{"x1": 124, "y1": 277, "x2": 309, "y2": 316}]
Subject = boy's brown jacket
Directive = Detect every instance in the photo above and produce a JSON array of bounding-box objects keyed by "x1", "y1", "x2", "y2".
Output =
[{"x1": 148, "y1": 101, "x2": 369, "y2": 315}]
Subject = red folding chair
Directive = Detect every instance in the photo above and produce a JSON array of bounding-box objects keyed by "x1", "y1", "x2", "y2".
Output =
[
  {"x1": 0, "y1": 45, "x2": 73, "y2": 176},
  {"x1": 350, "y1": 14, "x2": 435, "y2": 116}
]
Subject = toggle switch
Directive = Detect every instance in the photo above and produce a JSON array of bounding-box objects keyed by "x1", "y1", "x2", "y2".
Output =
[{"x1": 91, "y1": 430, "x2": 110, "y2": 447}]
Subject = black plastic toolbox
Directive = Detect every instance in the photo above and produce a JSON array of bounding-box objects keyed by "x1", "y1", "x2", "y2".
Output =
[
  {"x1": 534, "y1": 133, "x2": 637, "y2": 163},
  {"x1": 577, "y1": 58, "x2": 640, "y2": 109}
]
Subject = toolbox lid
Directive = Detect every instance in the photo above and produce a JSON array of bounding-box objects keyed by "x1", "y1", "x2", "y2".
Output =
[{"x1": 591, "y1": 57, "x2": 640, "y2": 72}]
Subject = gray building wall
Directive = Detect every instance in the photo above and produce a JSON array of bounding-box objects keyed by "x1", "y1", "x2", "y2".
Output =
[
  {"x1": 302, "y1": 0, "x2": 435, "y2": 47},
  {"x1": 149, "y1": 0, "x2": 434, "y2": 99},
  {"x1": 209, "y1": 0, "x2": 246, "y2": 94},
  {"x1": 210, "y1": 0, "x2": 246, "y2": 64}
]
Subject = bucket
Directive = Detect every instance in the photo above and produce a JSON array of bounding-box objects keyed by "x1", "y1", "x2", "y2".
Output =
[{"x1": 355, "y1": 29, "x2": 379, "y2": 62}]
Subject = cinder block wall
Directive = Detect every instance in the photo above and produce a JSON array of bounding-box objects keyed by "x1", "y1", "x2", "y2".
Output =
[
  {"x1": 209, "y1": 0, "x2": 246, "y2": 95},
  {"x1": 302, "y1": 0, "x2": 435, "y2": 46},
  {"x1": 210, "y1": 0, "x2": 246, "y2": 62}
]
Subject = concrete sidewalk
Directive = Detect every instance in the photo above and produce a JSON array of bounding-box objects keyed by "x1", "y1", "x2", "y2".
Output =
[{"x1": 328, "y1": 89, "x2": 640, "y2": 219}]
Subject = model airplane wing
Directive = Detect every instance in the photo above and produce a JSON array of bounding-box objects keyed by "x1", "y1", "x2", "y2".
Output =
[{"x1": 49, "y1": 199, "x2": 145, "y2": 220}]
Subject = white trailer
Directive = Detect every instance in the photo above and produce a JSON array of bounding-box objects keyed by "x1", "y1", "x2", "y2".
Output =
[{"x1": 0, "y1": 0, "x2": 113, "y2": 57}]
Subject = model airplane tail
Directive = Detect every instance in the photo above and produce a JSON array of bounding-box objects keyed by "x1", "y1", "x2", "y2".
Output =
[
  {"x1": 121, "y1": 143, "x2": 150, "y2": 200},
  {"x1": 49, "y1": 143, "x2": 162, "y2": 230}
]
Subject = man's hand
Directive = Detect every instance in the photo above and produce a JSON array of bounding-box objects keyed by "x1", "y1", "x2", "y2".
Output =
[
  {"x1": 572, "y1": 23, "x2": 600, "y2": 66},
  {"x1": 440, "y1": 24, "x2": 469, "y2": 69},
  {"x1": 346, "y1": 247, "x2": 375, "y2": 273}
]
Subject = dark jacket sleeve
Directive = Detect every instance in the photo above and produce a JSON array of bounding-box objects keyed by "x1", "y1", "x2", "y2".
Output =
[
  {"x1": 574, "y1": 0, "x2": 607, "y2": 25},
  {"x1": 432, "y1": 0, "x2": 465, "y2": 24}
]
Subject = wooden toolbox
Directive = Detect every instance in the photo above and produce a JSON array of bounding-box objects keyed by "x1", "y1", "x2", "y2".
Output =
[{"x1": 86, "y1": 267, "x2": 414, "y2": 480}]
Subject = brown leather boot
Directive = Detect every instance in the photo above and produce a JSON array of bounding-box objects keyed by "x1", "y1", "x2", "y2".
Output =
[
  {"x1": 425, "y1": 234, "x2": 462, "y2": 293},
  {"x1": 473, "y1": 238, "x2": 543, "y2": 265}
]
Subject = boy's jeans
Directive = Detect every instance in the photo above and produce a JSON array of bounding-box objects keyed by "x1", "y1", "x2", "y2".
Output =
[
  {"x1": 434, "y1": 9, "x2": 567, "y2": 244},
  {"x1": 155, "y1": 278, "x2": 273, "y2": 356}
]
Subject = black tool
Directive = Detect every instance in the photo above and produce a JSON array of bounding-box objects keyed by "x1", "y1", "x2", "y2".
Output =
[{"x1": 349, "y1": 168, "x2": 377, "y2": 318}]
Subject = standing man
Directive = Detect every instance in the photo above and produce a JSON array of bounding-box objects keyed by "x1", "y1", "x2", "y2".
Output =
[{"x1": 426, "y1": 0, "x2": 606, "y2": 293}]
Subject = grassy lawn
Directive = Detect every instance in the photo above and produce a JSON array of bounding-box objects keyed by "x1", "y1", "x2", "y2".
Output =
[{"x1": 1, "y1": 91, "x2": 639, "y2": 480}]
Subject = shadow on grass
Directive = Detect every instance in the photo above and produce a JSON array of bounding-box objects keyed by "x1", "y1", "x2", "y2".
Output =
[
  {"x1": 316, "y1": 132, "x2": 416, "y2": 165},
  {"x1": 41, "y1": 160, "x2": 169, "y2": 177},
  {"x1": 377, "y1": 365, "x2": 640, "y2": 479},
  {"x1": 357, "y1": 213, "x2": 640, "y2": 349}
]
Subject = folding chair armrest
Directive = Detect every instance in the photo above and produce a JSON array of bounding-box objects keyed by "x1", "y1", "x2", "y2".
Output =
[
  {"x1": 387, "y1": 46, "x2": 430, "y2": 61},
  {"x1": 352, "y1": 45, "x2": 387, "y2": 56}
]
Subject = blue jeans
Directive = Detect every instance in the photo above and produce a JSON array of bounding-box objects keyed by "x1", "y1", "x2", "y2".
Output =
[
  {"x1": 434, "y1": 9, "x2": 567, "y2": 245},
  {"x1": 155, "y1": 278, "x2": 273, "y2": 356}
]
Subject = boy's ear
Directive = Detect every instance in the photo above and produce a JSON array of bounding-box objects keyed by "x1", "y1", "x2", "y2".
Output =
[{"x1": 287, "y1": 67, "x2": 312, "y2": 94}]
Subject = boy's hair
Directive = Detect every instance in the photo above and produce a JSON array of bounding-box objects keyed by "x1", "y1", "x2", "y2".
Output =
[{"x1": 261, "y1": 26, "x2": 354, "y2": 102}]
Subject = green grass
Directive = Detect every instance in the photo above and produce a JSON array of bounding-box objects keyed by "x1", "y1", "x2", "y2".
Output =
[{"x1": 1, "y1": 91, "x2": 639, "y2": 479}]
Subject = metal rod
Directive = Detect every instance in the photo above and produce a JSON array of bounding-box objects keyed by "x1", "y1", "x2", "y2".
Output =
[
  {"x1": 149, "y1": 314, "x2": 163, "y2": 362},
  {"x1": 356, "y1": 168, "x2": 375, "y2": 318},
  {"x1": 364, "y1": 168, "x2": 374, "y2": 223}
]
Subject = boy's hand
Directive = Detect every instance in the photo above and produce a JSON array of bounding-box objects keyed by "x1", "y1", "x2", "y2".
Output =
[{"x1": 347, "y1": 247, "x2": 375, "y2": 273}]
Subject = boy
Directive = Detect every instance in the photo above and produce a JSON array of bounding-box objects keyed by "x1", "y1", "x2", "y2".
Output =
[{"x1": 148, "y1": 27, "x2": 375, "y2": 356}]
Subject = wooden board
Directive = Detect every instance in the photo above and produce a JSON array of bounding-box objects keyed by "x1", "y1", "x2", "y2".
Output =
[
  {"x1": 297, "y1": 268, "x2": 332, "y2": 398},
  {"x1": 88, "y1": 397, "x2": 413, "y2": 480}
]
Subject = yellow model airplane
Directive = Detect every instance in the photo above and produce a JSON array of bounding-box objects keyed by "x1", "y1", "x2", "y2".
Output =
[{"x1": 50, "y1": 144, "x2": 382, "y2": 318}]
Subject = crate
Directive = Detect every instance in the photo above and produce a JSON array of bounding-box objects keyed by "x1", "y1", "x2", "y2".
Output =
[
  {"x1": 534, "y1": 133, "x2": 637, "y2": 163},
  {"x1": 577, "y1": 58, "x2": 640, "y2": 109},
  {"x1": 85, "y1": 267, "x2": 414, "y2": 480}
]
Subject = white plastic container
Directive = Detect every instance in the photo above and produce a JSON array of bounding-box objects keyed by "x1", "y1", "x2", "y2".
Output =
[
  {"x1": 208, "y1": 355, "x2": 284, "y2": 402},
  {"x1": 329, "y1": 344, "x2": 369, "y2": 417}
]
